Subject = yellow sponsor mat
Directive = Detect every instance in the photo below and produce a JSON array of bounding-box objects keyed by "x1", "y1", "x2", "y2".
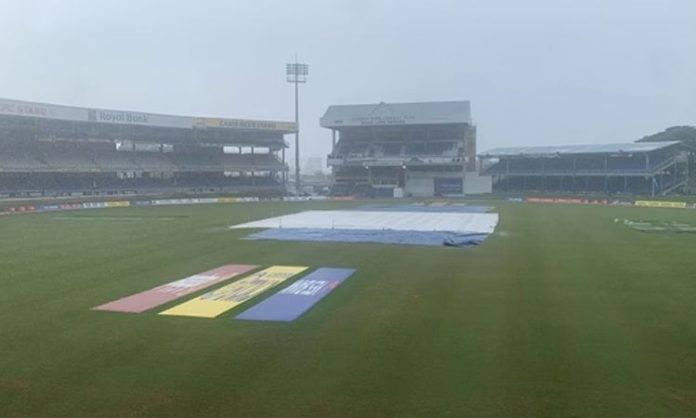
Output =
[
  {"x1": 159, "y1": 266, "x2": 308, "y2": 318},
  {"x1": 635, "y1": 200, "x2": 687, "y2": 209},
  {"x1": 104, "y1": 200, "x2": 131, "y2": 208}
]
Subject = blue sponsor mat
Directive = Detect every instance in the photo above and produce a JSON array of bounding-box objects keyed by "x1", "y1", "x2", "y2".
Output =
[
  {"x1": 352, "y1": 204, "x2": 493, "y2": 213},
  {"x1": 247, "y1": 228, "x2": 489, "y2": 247},
  {"x1": 236, "y1": 268, "x2": 355, "y2": 322}
]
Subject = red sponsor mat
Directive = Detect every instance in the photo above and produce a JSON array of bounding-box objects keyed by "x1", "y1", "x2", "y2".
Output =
[{"x1": 93, "y1": 264, "x2": 258, "y2": 313}]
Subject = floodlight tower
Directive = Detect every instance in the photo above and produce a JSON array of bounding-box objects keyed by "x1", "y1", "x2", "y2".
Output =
[{"x1": 286, "y1": 61, "x2": 308, "y2": 193}]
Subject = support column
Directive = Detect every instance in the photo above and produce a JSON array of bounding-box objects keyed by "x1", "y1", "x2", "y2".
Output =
[
  {"x1": 282, "y1": 147, "x2": 286, "y2": 187},
  {"x1": 294, "y1": 77, "x2": 300, "y2": 192},
  {"x1": 573, "y1": 157, "x2": 577, "y2": 192},
  {"x1": 652, "y1": 176, "x2": 656, "y2": 196},
  {"x1": 604, "y1": 155, "x2": 609, "y2": 193},
  {"x1": 660, "y1": 172, "x2": 663, "y2": 194},
  {"x1": 541, "y1": 158, "x2": 546, "y2": 192},
  {"x1": 506, "y1": 159, "x2": 511, "y2": 192}
]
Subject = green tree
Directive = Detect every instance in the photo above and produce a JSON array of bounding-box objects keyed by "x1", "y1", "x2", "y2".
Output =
[{"x1": 637, "y1": 126, "x2": 696, "y2": 143}]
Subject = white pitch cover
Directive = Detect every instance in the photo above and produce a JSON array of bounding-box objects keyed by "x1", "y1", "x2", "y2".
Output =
[{"x1": 230, "y1": 210, "x2": 499, "y2": 235}]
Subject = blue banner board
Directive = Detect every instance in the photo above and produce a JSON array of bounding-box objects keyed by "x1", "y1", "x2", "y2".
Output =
[
  {"x1": 131, "y1": 200, "x2": 153, "y2": 206},
  {"x1": 235, "y1": 268, "x2": 355, "y2": 322},
  {"x1": 434, "y1": 178, "x2": 463, "y2": 194}
]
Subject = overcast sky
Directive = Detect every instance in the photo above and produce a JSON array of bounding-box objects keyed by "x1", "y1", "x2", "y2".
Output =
[{"x1": 1, "y1": 0, "x2": 695, "y2": 163}]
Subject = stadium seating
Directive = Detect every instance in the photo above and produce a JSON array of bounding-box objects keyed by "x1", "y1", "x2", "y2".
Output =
[
  {"x1": 486, "y1": 152, "x2": 679, "y2": 176},
  {"x1": 332, "y1": 140, "x2": 459, "y2": 159},
  {"x1": 0, "y1": 141, "x2": 286, "y2": 197},
  {"x1": 173, "y1": 150, "x2": 219, "y2": 170},
  {"x1": 0, "y1": 98, "x2": 291, "y2": 196},
  {"x1": 250, "y1": 153, "x2": 284, "y2": 168},
  {"x1": 129, "y1": 152, "x2": 178, "y2": 172},
  {"x1": 482, "y1": 144, "x2": 685, "y2": 195},
  {"x1": 90, "y1": 149, "x2": 139, "y2": 171},
  {"x1": 382, "y1": 143, "x2": 403, "y2": 156},
  {"x1": 38, "y1": 144, "x2": 97, "y2": 171},
  {"x1": 0, "y1": 146, "x2": 44, "y2": 170}
]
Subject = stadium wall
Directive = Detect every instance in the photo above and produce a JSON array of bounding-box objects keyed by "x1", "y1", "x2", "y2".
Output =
[
  {"x1": 0, "y1": 195, "x2": 339, "y2": 216},
  {"x1": 404, "y1": 171, "x2": 491, "y2": 197},
  {"x1": 465, "y1": 174, "x2": 493, "y2": 194},
  {"x1": 4, "y1": 194, "x2": 696, "y2": 218}
]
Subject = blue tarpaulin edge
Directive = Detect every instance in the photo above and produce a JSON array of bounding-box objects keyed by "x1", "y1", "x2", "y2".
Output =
[{"x1": 246, "y1": 228, "x2": 489, "y2": 247}]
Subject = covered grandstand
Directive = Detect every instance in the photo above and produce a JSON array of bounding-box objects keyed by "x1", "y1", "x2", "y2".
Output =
[
  {"x1": 636, "y1": 126, "x2": 696, "y2": 193},
  {"x1": 321, "y1": 101, "x2": 491, "y2": 197},
  {"x1": 480, "y1": 142, "x2": 688, "y2": 195},
  {"x1": 0, "y1": 98, "x2": 295, "y2": 197}
]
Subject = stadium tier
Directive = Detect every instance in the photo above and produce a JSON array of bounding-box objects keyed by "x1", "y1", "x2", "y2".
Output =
[
  {"x1": 0, "y1": 98, "x2": 295, "y2": 197},
  {"x1": 321, "y1": 101, "x2": 492, "y2": 197},
  {"x1": 480, "y1": 142, "x2": 688, "y2": 195}
]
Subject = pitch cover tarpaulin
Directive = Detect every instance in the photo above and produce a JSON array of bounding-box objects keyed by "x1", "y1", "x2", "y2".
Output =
[{"x1": 230, "y1": 210, "x2": 498, "y2": 234}]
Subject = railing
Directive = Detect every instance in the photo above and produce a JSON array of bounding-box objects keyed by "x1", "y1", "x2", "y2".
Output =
[
  {"x1": 328, "y1": 155, "x2": 465, "y2": 166},
  {"x1": 485, "y1": 156, "x2": 679, "y2": 176}
]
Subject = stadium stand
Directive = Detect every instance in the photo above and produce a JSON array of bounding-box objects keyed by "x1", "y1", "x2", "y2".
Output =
[
  {"x1": 38, "y1": 142, "x2": 97, "y2": 171},
  {"x1": 129, "y1": 151, "x2": 178, "y2": 172},
  {"x1": 636, "y1": 126, "x2": 696, "y2": 193},
  {"x1": 321, "y1": 101, "x2": 491, "y2": 197},
  {"x1": 480, "y1": 142, "x2": 688, "y2": 195},
  {"x1": 0, "y1": 145, "x2": 42, "y2": 170},
  {"x1": 0, "y1": 98, "x2": 295, "y2": 197},
  {"x1": 88, "y1": 145, "x2": 138, "y2": 171}
]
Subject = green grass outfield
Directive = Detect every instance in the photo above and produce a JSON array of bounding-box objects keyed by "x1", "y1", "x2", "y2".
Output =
[{"x1": 1, "y1": 200, "x2": 696, "y2": 417}]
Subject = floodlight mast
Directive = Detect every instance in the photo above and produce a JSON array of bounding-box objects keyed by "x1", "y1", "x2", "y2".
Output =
[{"x1": 286, "y1": 61, "x2": 308, "y2": 193}]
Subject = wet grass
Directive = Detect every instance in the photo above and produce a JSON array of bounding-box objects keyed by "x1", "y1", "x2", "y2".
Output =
[{"x1": 1, "y1": 200, "x2": 696, "y2": 417}]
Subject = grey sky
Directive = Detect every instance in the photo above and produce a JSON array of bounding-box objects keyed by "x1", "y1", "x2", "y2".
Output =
[{"x1": 1, "y1": 0, "x2": 695, "y2": 163}]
